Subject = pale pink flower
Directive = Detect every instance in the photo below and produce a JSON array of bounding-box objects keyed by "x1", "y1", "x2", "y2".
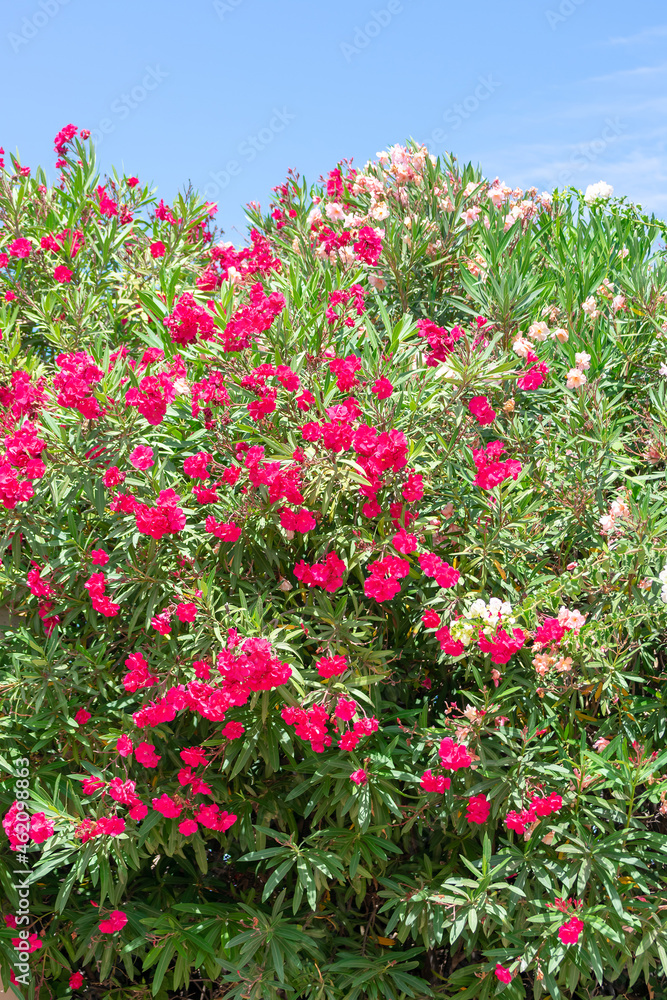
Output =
[
  {"x1": 307, "y1": 206, "x2": 322, "y2": 227},
  {"x1": 599, "y1": 513, "x2": 616, "y2": 534},
  {"x1": 551, "y1": 327, "x2": 569, "y2": 343},
  {"x1": 593, "y1": 737, "x2": 610, "y2": 752},
  {"x1": 512, "y1": 335, "x2": 533, "y2": 358},
  {"x1": 528, "y1": 321, "x2": 550, "y2": 342},
  {"x1": 612, "y1": 294, "x2": 626, "y2": 313},
  {"x1": 610, "y1": 499, "x2": 629, "y2": 519},
  {"x1": 575, "y1": 352, "x2": 591, "y2": 370},
  {"x1": 462, "y1": 206, "x2": 481, "y2": 227},
  {"x1": 370, "y1": 202, "x2": 390, "y2": 221},
  {"x1": 566, "y1": 368, "x2": 587, "y2": 388},
  {"x1": 368, "y1": 274, "x2": 386, "y2": 291},
  {"x1": 557, "y1": 607, "x2": 586, "y2": 631},
  {"x1": 325, "y1": 202, "x2": 346, "y2": 222},
  {"x1": 581, "y1": 296, "x2": 600, "y2": 320}
]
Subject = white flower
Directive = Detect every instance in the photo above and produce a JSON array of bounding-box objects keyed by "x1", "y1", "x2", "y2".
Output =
[{"x1": 584, "y1": 181, "x2": 614, "y2": 204}]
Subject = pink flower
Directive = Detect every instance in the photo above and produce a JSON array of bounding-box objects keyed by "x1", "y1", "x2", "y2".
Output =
[
  {"x1": 90, "y1": 548, "x2": 109, "y2": 566},
  {"x1": 350, "y1": 768, "x2": 367, "y2": 785},
  {"x1": 54, "y1": 265, "x2": 73, "y2": 283},
  {"x1": 364, "y1": 556, "x2": 410, "y2": 603},
  {"x1": 205, "y1": 517, "x2": 242, "y2": 542},
  {"x1": 178, "y1": 819, "x2": 199, "y2": 836},
  {"x1": 392, "y1": 527, "x2": 418, "y2": 554},
  {"x1": 477, "y1": 627, "x2": 526, "y2": 665},
  {"x1": 152, "y1": 794, "x2": 182, "y2": 818},
  {"x1": 176, "y1": 602, "x2": 197, "y2": 623},
  {"x1": 129, "y1": 802, "x2": 148, "y2": 821},
  {"x1": 420, "y1": 769, "x2": 450, "y2": 793},
  {"x1": 135, "y1": 742, "x2": 161, "y2": 767},
  {"x1": 316, "y1": 655, "x2": 348, "y2": 679},
  {"x1": 531, "y1": 793, "x2": 563, "y2": 817},
  {"x1": 495, "y1": 964, "x2": 512, "y2": 984},
  {"x1": 99, "y1": 910, "x2": 127, "y2": 934},
  {"x1": 438, "y1": 737, "x2": 472, "y2": 771},
  {"x1": 69, "y1": 972, "x2": 85, "y2": 989},
  {"x1": 150, "y1": 241, "x2": 166, "y2": 257},
  {"x1": 294, "y1": 552, "x2": 346, "y2": 592},
  {"x1": 103, "y1": 466, "x2": 126, "y2": 488},
  {"x1": 466, "y1": 794, "x2": 490, "y2": 825},
  {"x1": 129, "y1": 445, "x2": 154, "y2": 470},
  {"x1": 421, "y1": 609, "x2": 441, "y2": 629},
  {"x1": 183, "y1": 451, "x2": 212, "y2": 479},
  {"x1": 467, "y1": 396, "x2": 496, "y2": 425},
  {"x1": 9, "y1": 238, "x2": 32, "y2": 258},
  {"x1": 334, "y1": 698, "x2": 357, "y2": 721},
  {"x1": 435, "y1": 626, "x2": 465, "y2": 656},
  {"x1": 418, "y1": 552, "x2": 460, "y2": 588},
  {"x1": 29, "y1": 812, "x2": 55, "y2": 844},
  {"x1": 517, "y1": 362, "x2": 549, "y2": 391},
  {"x1": 280, "y1": 507, "x2": 316, "y2": 533},
  {"x1": 505, "y1": 808, "x2": 535, "y2": 834},
  {"x1": 74, "y1": 708, "x2": 91, "y2": 725},
  {"x1": 222, "y1": 721, "x2": 245, "y2": 740},
  {"x1": 558, "y1": 916, "x2": 584, "y2": 944},
  {"x1": 372, "y1": 377, "x2": 394, "y2": 399}
]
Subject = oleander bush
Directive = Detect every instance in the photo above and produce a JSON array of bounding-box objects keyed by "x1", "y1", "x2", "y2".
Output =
[{"x1": 1, "y1": 128, "x2": 667, "y2": 1000}]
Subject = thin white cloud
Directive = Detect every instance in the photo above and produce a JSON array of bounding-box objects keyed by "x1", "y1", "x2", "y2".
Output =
[
  {"x1": 604, "y1": 25, "x2": 667, "y2": 45},
  {"x1": 586, "y1": 64, "x2": 667, "y2": 84}
]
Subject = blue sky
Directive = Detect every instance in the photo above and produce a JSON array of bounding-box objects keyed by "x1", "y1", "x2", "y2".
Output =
[{"x1": 3, "y1": 0, "x2": 666, "y2": 241}]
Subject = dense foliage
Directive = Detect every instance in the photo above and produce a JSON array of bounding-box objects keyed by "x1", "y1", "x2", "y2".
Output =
[{"x1": 1, "y1": 129, "x2": 667, "y2": 1000}]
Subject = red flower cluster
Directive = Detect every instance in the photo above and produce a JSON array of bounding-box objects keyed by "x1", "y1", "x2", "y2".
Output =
[
  {"x1": 125, "y1": 372, "x2": 179, "y2": 425},
  {"x1": 315, "y1": 654, "x2": 348, "y2": 679},
  {"x1": 84, "y1": 571, "x2": 120, "y2": 617},
  {"x1": 53, "y1": 351, "x2": 103, "y2": 419},
  {"x1": 472, "y1": 440, "x2": 522, "y2": 490},
  {"x1": 418, "y1": 552, "x2": 460, "y2": 588},
  {"x1": 466, "y1": 793, "x2": 491, "y2": 825},
  {"x1": 438, "y1": 737, "x2": 473, "y2": 771},
  {"x1": 478, "y1": 626, "x2": 526, "y2": 664},
  {"x1": 416, "y1": 318, "x2": 464, "y2": 366},
  {"x1": 506, "y1": 792, "x2": 563, "y2": 833},
  {"x1": 467, "y1": 395, "x2": 496, "y2": 425},
  {"x1": 123, "y1": 652, "x2": 158, "y2": 693},
  {"x1": 364, "y1": 555, "x2": 410, "y2": 602},
  {"x1": 353, "y1": 226, "x2": 383, "y2": 266},
  {"x1": 294, "y1": 552, "x2": 346, "y2": 592},
  {"x1": 518, "y1": 361, "x2": 549, "y2": 390}
]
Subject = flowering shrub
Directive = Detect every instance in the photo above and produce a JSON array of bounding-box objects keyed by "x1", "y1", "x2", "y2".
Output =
[{"x1": 1, "y1": 132, "x2": 667, "y2": 999}]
